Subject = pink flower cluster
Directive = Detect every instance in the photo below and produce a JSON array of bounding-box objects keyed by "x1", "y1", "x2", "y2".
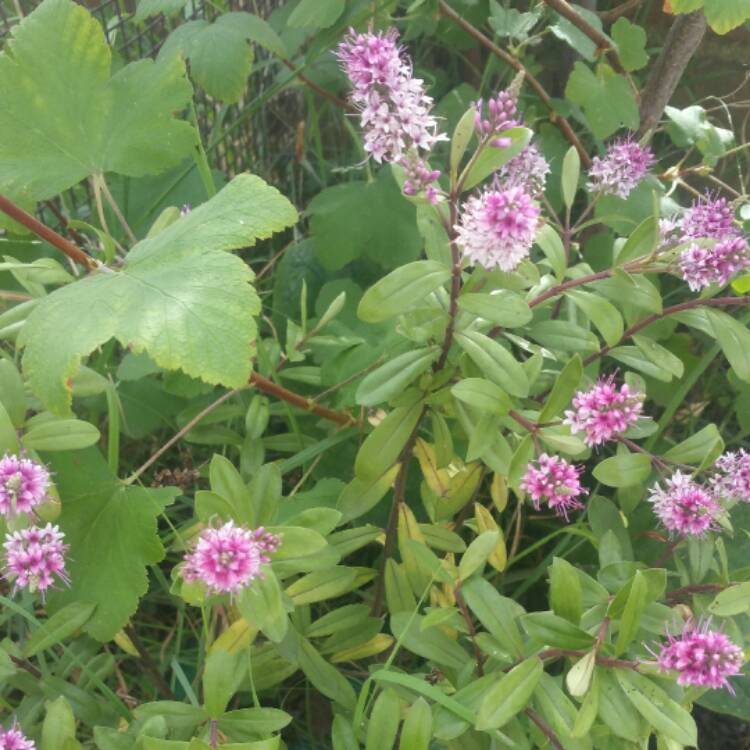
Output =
[
  {"x1": 656, "y1": 621, "x2": 743, "y2": 691},
  {"x1": 498, "y1": 143, "x2": 550, "y2": 197},
  {"x1": 3, "y1": 524, "x2": 69, "y2": 598},
  {"x1": 674, "y1": 196, "x2": 750, "y2": 290},
  {"x1": 564, "y1": 376, "x2": 644, "y2": 447},
  {"x1": 712, "y1": 449, "x2": 750, "y2": 504},
  {"x1": 0, "y1": 453, "x2": 49, "y2": 517},
  {"x1": 648, "y1": 471, "x2": 721, "y2": 537},
  {"x1": 0, "y1": 723, "x2": 35, "y2": 750},
  {"x1": 402, "y1": 154, "x2": 442, "y2": 204},
  {"x1": 475, "y1": 90, "x2": 520, "y2": 147},
  {"x1": 520, "y1": 454, "x2": 587, "y2": 521},
  {"x1": 455, "y1": 186, "x2": 540, "y2": 271},
  {"x1": 337, "y1": 29, "x2": 444, "y2": 191},
  {"x1": 586, "y1": 137, "x2": 654, "y2": 199},
  {"x1": 182, "y1": 521, "x2": 280, "y2": 595}
]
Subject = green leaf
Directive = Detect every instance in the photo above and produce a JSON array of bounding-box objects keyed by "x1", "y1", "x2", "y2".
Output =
[
  {"x1": 365, "y1": 689, "x2": 401, "y2": 750},
  {"x1": 708, "y1": 582, "x2": 750, "y2": 616},
  {"x1": 566, "y1": 651, "x2": 596, "y2": 698},
  {"x1": 236, "y1": 572, "x2": 288, "y2": 643},
  {"x1": 592, "y1": 452, "x2": 652, "y2": 487},
  {"x1": 0, "y1": 0, "x2": 196, "y2": 202},
  {"x1": 160, "y1": 16, "x2": 254, "y2": 104},
  {"x1": 20, "y1": 175, "x2": 296, "y2": 415},
  {"x1": 203, "y1": 648, "x2": 238, "y2": 718},
  {"x1": 462, "y1": 128, "x2": 532, "y2": 190},
  {"x1": 22, "y1": 419, "x2": 101, "y2": 451},
  {"x1": 135, "y1": 0, "x2": 188, "y2": 20},
  {"x1": 549, "y1": 3, "x2": 603, "y2": 61},
  {"x1": 566, "y1": 289, "x2": 624, "y2": 347},
  {"x1": 520, "y1": 612, "x2": 596, "y2": 649},
  {"x1": 539, "y1": 355, "x2": 582, "y2": 422},
  {"x1": 561, "y1": 146, "x2": 580, "y2": 210},
  {"x1": 616, "y1": 216, "x2": 659, "y2": 265},
  {"x1": 390, "y1": 613, "x2": 469, "y2": 670},
  {"x1": 23, "y1": 602, "x2": 96, "y2": 657},
  {"x1": 309, "y1": 170, "x2": 422, "y2": 271},
  {"x1": 450, "y1": 106, "x2": 478, "y2": 179},
  {"x1": 475, "y1": 657, "x2": 543, "y2": 730},
  {"x1": 459, "y1": 530, "x2": 501, "y2": 580},
  {"x1": 297, "y1": 636, "x2": 356, "y2": 709},
  {"x1": 337, "y1": 464, "x2": 401, "y2": 522},
  {"x1": 46, "y1": 450, "x2": 177, "y2": 641},
  {"x1": 611, "y1": 18, "x2": 649, "y2": 71},
  {"x1": 632, "y1": 335, "x2": 684, "y2": 379},
  {"x1": 549, "y1": 557, "x2": 582, "y2": 625},
  {"x1": 217, "y1": 707, "x2": 292, "y2": 739},
  {"x1": 356, "y1": 348, "x2": 438, "y2": 406},
  {"x1": 535, "y1": 224, "x2": 567, "y2": 281},
  {"x1": 358, "y1": 261, "x2": 450, "y2": 323},
  {"x1": 455, "y1": 330, "x2": 528, "y2": 397},
  {"x1": 457, "y1": 290, "x2": 532, "y2": 328},
  {"x1": 597, "y1": 669, "x2": 642, "y2": 742},
  {"x1": 608, "y1": 345, "x2": 674, "y2": 382},
  {"x1": 707, "y1": 308, "x2": 750, "y2": 382},
  {"x1": 285, "y1": 567, "x2": 358, "y2": 605},
  {"x1": 704, "y1": 0, "x2": 750, "y2": 34},
  {"x1": 461, "y1": 577, "x2": 524, "y2": 657},
  {"x1": 288, "y1": 0, "x2": 344, "y2": 29},
  {"x1": 399, "y1": 697, "x2": 432, "y2": 750},
  {"x1": 663, "y1": 423, "x2": 723, "y2": 466},
  {"x1": 216, "y1": 11, "x2": 286, "y2": 57},
  {"x1": 451, "y1": 379, "x2": 511, "y2": 415},
  {"x1": 355, "y1": 400, "x2": 423, "y2": 481},
  {"x1": 614, "y1": 570, "x2": 648, "y2": 655},
  {"x1": 528, "y1": 320, "x2": 599, "y2": 352},
  {"x1": 614, "y1": 670, "x2": 698, "y2": 746},
  {"x1": 0, "y1": 359, "x2": 26, "y2": 426},
  {"x1": 41, "y1": 696, "x2": 76, "y2": 750},
  {"x1": 565, "y1": 62, "x2": 639, "y2": 139}
]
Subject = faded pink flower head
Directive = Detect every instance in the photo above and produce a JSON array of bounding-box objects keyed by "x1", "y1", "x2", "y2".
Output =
[
  {"x1": 520, "y1": 454, "x2": 587, "y2": 521},
  {"x1": 182, "y1": 521, "x2": 280, "y2": 595},
  {"x1": 681, "y1": 196, "x2": 740, "y2": 242},
  {"x1": 712, "y1": 449, "x2": 750, "y2": 504},
  {"x1": 0, "y1": 723, "x2": 35, "y2": 750},
  {"x1": 475, "y1": 89, "x2": 520, "y2": 147},
  {"x1": 498, "y1": 143, "x2": 550, "y2": 197},
  {"x1": 3, "y1": 524, "x2": 68, "y2": 598},
  {"x1": 337, "y1": 28, "x2": 445, "y2": 164},
  {"x1": 0, "y1": 454, "x2": 50, "y2": 518},
  {"x1": 401, "y1": 153, "x2": 442, "y2": 204},
  {"x1": 648, "y1": 471, "x2": 722, "y2": 537},
  {"x1": 655, "y1": 621, "x2": 743, "y2": 692},
  {"x1": 563, "y1": 376, "x2": 644, "y2": 447},
  {"x1": 678, "y1": 236, "x2": 750, "y2": 291},
  {"x1": 587, "y1": 137, "x2": 654, "y2": 199},
  {"x1": 455, "y1": 186, "x2": 540, "y2": 272}
]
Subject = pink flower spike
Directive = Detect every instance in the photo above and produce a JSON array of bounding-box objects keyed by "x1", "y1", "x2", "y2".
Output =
[
  {"x1": 563, "y1": 376, "x2": 644, "y2": 447},
  {"x1": 498, "y1": 143, "x2": 550, "y2": 197},
  {"x1": 678, "y1": 236, "x2": 750, "y2": 291},
  {"x1": 681, "y1": 195, "x2": 740, "y2": 243},
  {"x1": 0, "y1": 454, "x2": 50, "y2": 518},
  {"x1": 181, "y1": 521, "x2": 281, "y2": 596},
  {"x1": 455, "y1": 186, "x2": 540, "y2": 272},
  {"x1": 3, "y1": 524, "x2": 69, "y2": 599},
  {"x1": 655, "y1": 620, "x2": 743, "y2": 692},
  {"x1": 520, "y1": 454, "x2": 587, "y2": 521},
  {"x1": 475, "y1": 90, "x2": 520, "y2": 140},
  {"x1": 712, "y1": 449, "x2": 750, "y2": 504},
  {"x1": 647, "y1": 471, "x2": 722, "y2": 538},
  {"x1": 0, "y1": 722, "x2": 35, "y2": 750},
  {"x1": 586, "y1": 137, "x2": 654, "y2": 199}
]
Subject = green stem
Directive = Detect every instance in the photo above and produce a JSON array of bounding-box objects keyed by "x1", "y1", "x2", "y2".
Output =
[{"x1": 190, "y1": 103, "x2": 217, "y2": 199}]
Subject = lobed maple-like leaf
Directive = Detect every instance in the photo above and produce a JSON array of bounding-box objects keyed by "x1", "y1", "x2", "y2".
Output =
[
  {"x1": 19, "y1": 174, "x2": 298, "y2": 414},
  {"x1": 0, "y1": 0, "x2": 196, "y2": 202}
]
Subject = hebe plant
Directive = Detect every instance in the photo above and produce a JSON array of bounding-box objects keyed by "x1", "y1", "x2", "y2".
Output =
[{"x1": 0, "y1": 0, "x2": 749, "y2": 748}]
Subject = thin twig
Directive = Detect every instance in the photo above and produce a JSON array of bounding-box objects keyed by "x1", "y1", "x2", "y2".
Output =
[
  {"x1": 0, "y1": 194, "x2": 101, "y2": 271},
  {"x1": 525, "y1": 708, "x2": 565, "y2": 750},
  {"x1": 98, "y1": 175, "x2": 137, "y2": 245},
  {"x1": 43, "y1": 199, "x2": 89, "y2": 247},
  {"x1": 437, "y1": 0, "x2": 591, "y2": 167},
  {"x1": 124, "y1": 624, "x2": 177, "y2": 700},
  {"x1": 455, "y1": 584, "x2": 485, "y2": 675},
  {"x1": 598, "y1": 0, "x2": 643, "y2": 23}
]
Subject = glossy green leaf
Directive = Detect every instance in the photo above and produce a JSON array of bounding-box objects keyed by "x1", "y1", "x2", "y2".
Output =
[
  {"x1": 475, "y1": 657, "x2": 543, "y2": 730},
  {"x1": 356, "y1": 348, "x2": 438, "y2": 406},
  {"x1": 399, "y1": 697, "x2": 432, "y2": 750},
  {"x1": 561, "y1": 146, "x2": 580, "y2": 210},
  {"x1": 707, "y1": 308, "x2": 750, "y2": 383},
  {"x1": 338, "y1": 464, "x2": 401, "y2": 522},
  {"x1": 461, "y1": 577, "x2": 525, "y2": 657},
  {"x1": 611, "y1": 17, "x2": 649, "y2": 71},
  {"x1": 450, "y1": 106, "x2": 477, "y2": 180},
  {"x1": 528, "y1": 320, "x2": 599, "y2": 352},
  {"x1": 663, "y1": 423, "x2": 723, "y2": 466},
  {"x1": 566, "y1": 289, "x2": 624, "y2": 347},
  {"x1": 21, "y1": 418, "x2": 101, "y2": 451},
  {"x1": 459, "y1": 530, "x2": 501, "y2": 580},
  {"x1": 457, "y1": 290, "x2": 532, "y2": 328},
  {"x1": 41, "y1": 696, "x2": 76, "y2": 750},
  {"x1": 286, "y1": 566, "x2": 358, "y2": 605},
  {"x1": 451, "y1": 378, "x2": 511, "y2": 415},
  {"x1": 237, "y1": 572, "x2": 288, "y2": 643},
  {"x1": 203, "y1": 648, "x2": 237, "y2": 718},
  {"x1": 534, "y1": 224, "x2": 567, "y2": 281},
  {"x1": 539, "y1": 355, "x2": 582, "y2": 422},
  {"x1": 297, "y1": 637, "x2": 356, "y2": 709},
  {"x1": 365, "y1": 689, "x2": 401, "y2": 750},
  {"x1": 614, "y1": 570, "x2": 648, "y2": 655},
  {"x1": 390, "y1": 613, "x2": 469, "y2": 670},
  {"x1": 288, "y1": 0, "x2": 344, "y2": 28},
  {"x1": 24, "y1": 602, "x2": 96, "y2": 657},
  {"x1": 462, "y1": 128, "x2": 532, "y2": 190},
  {"x1": 549, "y1": 557, "x2": 582, "y2": 625},
  {"x1": 592, "y1": 452, "x2": 651, "y2": 488},
  {"x1": 455, "y1": 330, "x2": 528, "y2": 397},
  {"x1": 616, "y1": 216, "x2": 659, "y2": 265},
  {"x1": 520, "y1": 612, "x2": 596, "y2": 649},
  {"x1": 708, "y1": 582, "x2": 750, "y2": 616}
]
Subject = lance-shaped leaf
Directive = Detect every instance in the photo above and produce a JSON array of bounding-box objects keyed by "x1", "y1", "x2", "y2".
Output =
[
  {"x1": 20, "y1": 175, "x2": 297, "y2": 414},
  {"x1": 0, "y1": 0, "x2": 196, "y2": 202}
]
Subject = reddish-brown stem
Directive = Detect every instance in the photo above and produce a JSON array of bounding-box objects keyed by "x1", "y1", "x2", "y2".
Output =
[
  {"x1": 541, "y1": 0, "x2": 631, "y2": 80},
  {"x1": 654, "y1": 539, "x2": 681, "y2": 568},
  {"x1": 598, "y1": 0, "x2": 643, "y2": 23},
  {"x1": 455, "y1": 584, "x2": 485, "y2": 675},
  {"x1": 281, "y1": 58, "x2": 348, "y2": 108},
  {"x1": 0, "y1": 194, "x2": 100, "y2": 271},
  {"x1": 43, "y1": 199, "x2": 89, "y2": 247},
  {"x1": 437, "y1": 0, "x2": 591, "y2": 168},
  {"x1": 529, "y1": 269, "x2": 615, "y2": 308},
  {"x1": 537, "y1": 648, "x2": 639, "y2": 670},
  {"x1": 525, "y1": 708, "x2": 565, "y2": 750},
  {"x1": 616, "y1": 436, "x2": 671, "y2": 471},
  {"x1": 665, "y1": 583, "x2": 724, "y2": 603},
  {"x1": 250, "y1": 371, "x2": 359, "y2": 427},
  {"x1": 583, "y1": 296, "x2": 750, "y2": 366}
]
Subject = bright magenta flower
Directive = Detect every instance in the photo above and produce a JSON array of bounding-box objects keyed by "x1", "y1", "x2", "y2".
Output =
[
  {"x1": 182, "y1": 521, "x2": 280, "y2": 595},
  {"x1": 712, "y1": 449, "x2": 750, "y2": 503},
  {"x1": 648, "y1": 471, "x2": 721, "y2": 537},
  {"x1": 678, "y1": 236, "x2": 750, "y2": 291},
  {"x1": 0, "y1": 723, "x2": 35, "y2": 750},
  {"x1": 3, "y1": 524, "x2": 68, "y2": 598},
  {"x1": 656, "y1": 621, "x2": 743, "y2": 692},
  {"x1": 587, "y1": 137, "x2": 654, "y2": 199},
  {"x1": 520, "y1": 454, "x2": 587, "y2": 521},
  {"x1": 564, "y1": 376, "x2": 644, "y2": 447},
  {"x1": 0, "y1": 454, "x2": 50, "y2": 518}
]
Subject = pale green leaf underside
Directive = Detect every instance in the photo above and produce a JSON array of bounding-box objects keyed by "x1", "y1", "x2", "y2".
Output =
[
  {"x1": 20, "y1": 175, "x2": 298, "y2": 414},
  {"x1": 47, "y1": 450, "x2": 178, "y2": 641},
  {"x1": 0, "y1": 0, "x2": 196, "y2": 201}
]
